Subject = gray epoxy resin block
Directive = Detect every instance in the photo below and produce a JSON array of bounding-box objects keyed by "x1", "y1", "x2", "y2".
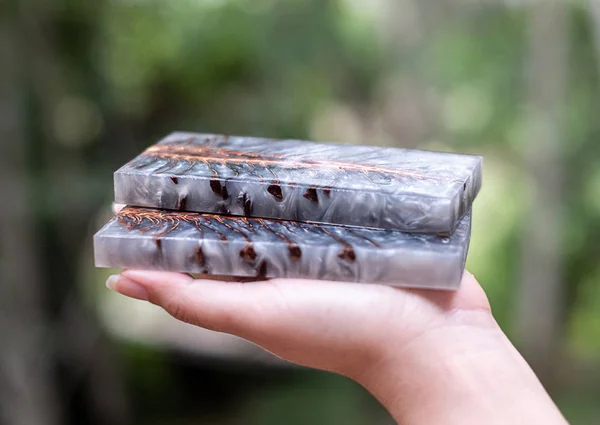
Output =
[
  {"x1": 94, "y1": 207, "x2": 472, "y2": 289},
  {"x1": 114, "y1": 133, "x2": 482, "y2": 234}
]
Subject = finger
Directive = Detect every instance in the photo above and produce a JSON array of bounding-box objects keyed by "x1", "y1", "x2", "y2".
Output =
[
  {"x1": 106, "y1": 270, "x2": 494, "y2": 376},
  {"x1": 108, "y1": 270, "x2": 488, "y2": 338},
  {"x1": 456, "y1": 270, "x2": 492, "y2": 311},
  {"x1": 404, "y1": 270, "x2": 491, "y2": 314},
  {"x1": 110, "y1": 270, "x2": 407, "y2": 375},
  {"x1": 117, "y1": 270, "x2": 266, "y2": 334},
  {"x1": 109, "y1": 270, "x2": 395, "y2": 349}
]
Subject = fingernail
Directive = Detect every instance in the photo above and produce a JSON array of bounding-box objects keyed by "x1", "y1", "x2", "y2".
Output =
[{"x1": 106, "y1": 274, "x2": 149, "y2": 301}]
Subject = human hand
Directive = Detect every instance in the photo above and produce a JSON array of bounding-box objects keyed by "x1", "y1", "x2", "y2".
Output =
[{"x1": 106, "y1": 271, "x2": 568, "y2": 425}]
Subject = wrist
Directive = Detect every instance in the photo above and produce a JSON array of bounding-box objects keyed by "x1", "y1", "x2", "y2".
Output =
[{"x1": 354, "y1": 310, "x2": 566, "y2": 425}]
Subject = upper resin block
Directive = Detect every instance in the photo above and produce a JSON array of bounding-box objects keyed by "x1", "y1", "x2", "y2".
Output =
[
  {"x1": 94, "y1": 207, "x2": 472, "y2": 289},
  {"x1": 114, "y1": 133, "x2": 482, "y2": 233}
]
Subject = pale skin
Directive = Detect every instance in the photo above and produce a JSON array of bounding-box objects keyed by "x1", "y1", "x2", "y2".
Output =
[{"x1": 106, "y1": 270, "x2": 568, "y2": 425}]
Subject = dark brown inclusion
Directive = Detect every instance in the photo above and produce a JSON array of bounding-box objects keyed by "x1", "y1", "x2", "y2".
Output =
[
  {"x1": 242, "y1": 193, "x2": 253, "y2": 216},
  {"x1": 338, "y1": 246, "x2": 356, "y2": 262},
  {"x1": 210, "y1": 179, "x2": 229, "y2": 199},
  {"x1": 170, "y1": 176, "x2": 179, "y2": 184},
  {"x1": 288, "y1": 244, "x2": 302, "y2": 260},
  {"x1": 323, "y1": 188, "x2": 331, "y2": 197},
  {"x1": 240, "y1": 244, "x2": 257, "y2": 263},
  {"x1": 303, "y1": 188, "x2": 319, "y2": 204},
  {"x1": 257, "y1": 260, "x2": 268, "y2": 279},
  {"x1": 196, "y1": 244, "x2": 205, "y2": 266},
  {"x1": 267, "y1": 184, "x2": 283, "y2": 201},
  {"x1": 176, "y1": 195, "x2": 187, "y2": 210},
  {"x1": 155, "y1": 238, "x2": 162, "y2": 250}
]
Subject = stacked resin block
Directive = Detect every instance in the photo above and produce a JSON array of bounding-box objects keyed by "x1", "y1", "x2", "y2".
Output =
[{"x1": 94, "y1": 133, "x2": 482, "y2": 289}]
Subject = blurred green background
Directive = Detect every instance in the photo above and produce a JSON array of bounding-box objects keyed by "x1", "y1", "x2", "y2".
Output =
[{"x1": 1, "y1": 0, "x2": 600, "y2": 424}]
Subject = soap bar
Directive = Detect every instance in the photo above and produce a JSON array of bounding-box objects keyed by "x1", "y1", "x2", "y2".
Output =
[
  {"x1": 114, "y1": 133, "x2": 481, "y2": 234},
  {"x1": 94, "y1": 206, "x2": 471, "y2": 289}
]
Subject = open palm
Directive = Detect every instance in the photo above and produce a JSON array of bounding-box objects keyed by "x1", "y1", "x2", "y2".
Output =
[{"x1": 107, "y1": 270, "x2": 567, "y2": 425}]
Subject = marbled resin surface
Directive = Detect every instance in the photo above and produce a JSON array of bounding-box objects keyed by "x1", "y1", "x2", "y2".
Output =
[
  {"x1": 94, "y1": 207, "x2": 472, "y2": 289},
  {"x1": 114, "y1": 133, "x2": 482, "y2": 234}
]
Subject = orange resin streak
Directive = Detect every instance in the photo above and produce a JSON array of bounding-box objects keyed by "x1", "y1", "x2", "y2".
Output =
[{"x1": 142, "y1": 143, "x2": 458, "y2": 183}]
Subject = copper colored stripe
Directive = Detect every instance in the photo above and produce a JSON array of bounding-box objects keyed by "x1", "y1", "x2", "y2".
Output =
[
  {"x1": 141, "y1": 145, "x2": 459, "y2": 182},
  {"x1": 346, "y1": 228, "x2": 381, "y2": 248},
  {"x1": 313, "y1": 224, "x2": 357, "y2": 263},
  {"x1": 255, "y1": 218, "x2": 302, "y2": 260},
  {"x1": 213, "y1": 216, "x2": 250, "y2": 241}
]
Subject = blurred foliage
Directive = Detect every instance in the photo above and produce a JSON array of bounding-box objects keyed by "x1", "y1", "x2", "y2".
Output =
[
  {"x1": 100, "y1": 0, "x2": 383, "y2": 140},
  {"x1": 4, "y1": 0, "x2": 600, "y2": 424}
]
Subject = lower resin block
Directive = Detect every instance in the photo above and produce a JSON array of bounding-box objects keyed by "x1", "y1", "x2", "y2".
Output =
[{"x1": 94, "y1": 207, "x2": 472, "y2": 289}]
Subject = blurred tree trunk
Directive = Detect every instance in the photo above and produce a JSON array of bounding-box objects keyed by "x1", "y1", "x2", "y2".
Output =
[
  {"x1": 373, "y1": 0, "x2": 434, "y2": 149},
  {"x1": 515, "y1": 1, "x2": 568, "y2": 385},
  {"x1": 0, "y1": 4, "x2": 62, "y2": 425},
  {"x1": 3, "y1": 1, "x2": 131, "y2": 424},
  {"x1": 588, "y1": 0, "x2": 600, "y2": 53}
]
